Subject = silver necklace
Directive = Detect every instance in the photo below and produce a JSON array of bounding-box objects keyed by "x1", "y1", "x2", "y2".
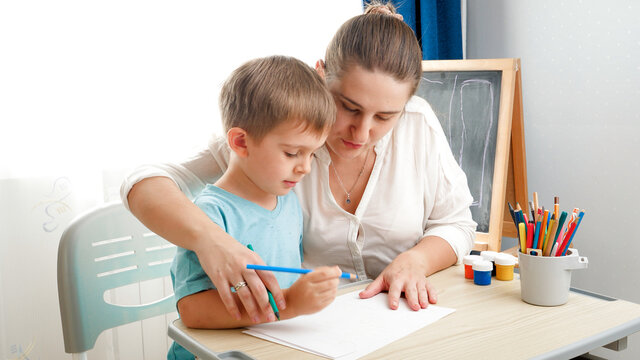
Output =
[{"x1": 330, "y1": 150, "x2": 371, "y2": 205}]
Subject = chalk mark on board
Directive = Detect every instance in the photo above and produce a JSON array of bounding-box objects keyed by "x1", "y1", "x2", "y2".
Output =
[
  {"x1": 421, "y1": 77, "x2": 443, "y2": 85},
  {"x1": 447, "y1": 75, "x2": 459, "y2": 146},
  {"x1": 460, "y1": 79, "x2": 494, "y2": 207}
]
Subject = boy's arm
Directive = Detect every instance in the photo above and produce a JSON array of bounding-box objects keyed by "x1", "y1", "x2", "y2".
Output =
[
  {"x1": 178, "y1": 289, "x2": 276, "y2": 329},
  {"x1": 179, "y1": 287, "x2": 295, "y2": 328},
  {"x1": 179, "y1": 267, "x2": 342, "y2": 329}
]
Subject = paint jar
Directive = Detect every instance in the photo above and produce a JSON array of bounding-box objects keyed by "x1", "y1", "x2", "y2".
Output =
[
  {"x1": 518, "y1": 248, "x2": 588, "y2": 306},
  {"x1": 472, "y1": 260, "x2": 492, "y2": 286},
  {"x1": 494, "y1": 253, "x2": 517, "y2": 281},
  {"x1": 480, "y1": 251, "x2": 499, "y2": 276},
  {"x1": 463, "y1": 255, "x2": 483, "y2": 279}
]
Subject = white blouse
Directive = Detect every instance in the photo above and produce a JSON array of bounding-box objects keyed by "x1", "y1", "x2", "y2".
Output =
[{"x1": 121, "y1": 96, "x2": 477, "y2": 281}]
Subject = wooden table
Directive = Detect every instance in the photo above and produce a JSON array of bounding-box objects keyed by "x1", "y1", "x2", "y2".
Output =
[{"x1": 168, "y1": 265, "x2": 640, "y2": 359}]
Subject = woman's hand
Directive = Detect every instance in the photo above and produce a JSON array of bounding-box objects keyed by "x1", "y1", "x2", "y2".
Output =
[
  {"x1": 128, "y1": 177, "x2": 284, "y2": 323},
  {"x1": 359, "y1": 236, "x2": 457, "y2": 310},
  {"x1": 359, "y1": 249, "x2": 436, "y2": 310},
  {"x1": 282, "y1": 266, "x2": 341, "y2": 318},
  {"x1": 193, "y1": 236, "x2": 285, "y2": 323}
]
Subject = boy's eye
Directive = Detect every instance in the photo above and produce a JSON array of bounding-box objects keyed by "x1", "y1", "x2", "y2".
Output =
[
  {"x1": 285, "y1": 152, "x2": 298, "y2": 158},
  {"x1": 376, "y1": 115, "x2": 392, "y2": 121}
]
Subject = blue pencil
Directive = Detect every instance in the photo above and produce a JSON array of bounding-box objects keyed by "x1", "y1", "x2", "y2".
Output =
[{"x1": 247, "y1": 264, "x2": 358, "y2": 280}]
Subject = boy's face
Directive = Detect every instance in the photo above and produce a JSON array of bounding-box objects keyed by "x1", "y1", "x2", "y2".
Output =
[{"x1": 244, "y1": 120, "x2": 327, "y2": 197}]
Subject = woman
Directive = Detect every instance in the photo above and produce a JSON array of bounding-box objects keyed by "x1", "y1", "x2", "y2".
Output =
[{"x1": 121, "y1": 4, "x2": 476, "y2": 324}]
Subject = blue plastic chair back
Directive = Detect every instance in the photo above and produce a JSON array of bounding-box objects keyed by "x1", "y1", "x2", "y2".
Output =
[{"x1": 57, "y1": 201, "x2": 176, "y2": 355}]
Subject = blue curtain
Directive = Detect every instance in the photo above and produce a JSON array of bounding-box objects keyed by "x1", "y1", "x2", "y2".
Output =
[{"x1": 377, "y1": 0, "x2": 463, "y2": 60}]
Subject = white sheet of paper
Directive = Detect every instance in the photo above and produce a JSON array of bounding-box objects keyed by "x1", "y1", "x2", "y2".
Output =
[{"x1": 244, "y1": 291, "x2": 455, "y2": 359}]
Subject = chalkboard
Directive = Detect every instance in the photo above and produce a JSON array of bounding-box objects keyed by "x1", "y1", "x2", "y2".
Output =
[
  {"x1": 417, "y1": 59, "x2": 526, "y2": 251},
  {"x1": 417, "y1": 70, "x2": 501, "y2": 233}
]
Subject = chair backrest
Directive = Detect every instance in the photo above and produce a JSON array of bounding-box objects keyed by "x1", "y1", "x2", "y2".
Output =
[{"x1": 57, "y1": 201, "x2": 176, "y2": 354}]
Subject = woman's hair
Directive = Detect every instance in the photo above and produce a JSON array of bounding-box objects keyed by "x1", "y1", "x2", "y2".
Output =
[
  {"x1": 219, "y1": 56, "x2": 336, "y2": 142},
  {"x1": 363, "y1": 0, "x2": 398, "y2": 16},
  {"x1": 324, "y1": 1, "x2": 422, "y2": 94}
]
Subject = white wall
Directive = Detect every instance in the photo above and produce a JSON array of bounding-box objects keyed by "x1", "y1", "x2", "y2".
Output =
[
  {"x1": 0, "y1": 1, "x2": 362, "y2": 359},
  {"x1": 467, "y1": 1, "x2": 640, "y2": 359}
]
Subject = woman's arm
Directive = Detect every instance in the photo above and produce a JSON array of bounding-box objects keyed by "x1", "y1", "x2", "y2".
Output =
[
  {"x1": 360, "y1": 101, "x2": 476, "y2": 311},
  {"x1": 121, "y1": 140, "x2": 285, "y2": 322},
  {"x1": 359, "y1": 152, "x2": 475, "y2": 310},
  {"x1": 128, "y1": 176, "x2": 284, "y2": 322}
]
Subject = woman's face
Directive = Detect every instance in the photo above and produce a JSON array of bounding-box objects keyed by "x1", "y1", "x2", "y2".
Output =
[{"x1": 325, "y1": 65, "x2": 414, "y2": 160}]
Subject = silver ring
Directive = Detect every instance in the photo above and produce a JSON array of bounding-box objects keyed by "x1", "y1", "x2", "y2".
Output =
[{"x1": 233, "y1": 281, "x2": 248, "y2": 291}]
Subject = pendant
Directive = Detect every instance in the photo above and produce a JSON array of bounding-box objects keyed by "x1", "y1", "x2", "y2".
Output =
[{"x1": 346, "y1": 195, "x2": 351, "y2": 204}]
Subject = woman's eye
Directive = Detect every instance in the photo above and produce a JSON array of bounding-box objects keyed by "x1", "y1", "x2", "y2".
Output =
[
  {"x1": 376, "y1": 115, "x2": 392, "y2": 121},
  {"x1": 343, "y1": 103, "x2": 358, "y2": 113},
  {"x1": 285, "y1": 152, "x2": 297, "y2": 158}
]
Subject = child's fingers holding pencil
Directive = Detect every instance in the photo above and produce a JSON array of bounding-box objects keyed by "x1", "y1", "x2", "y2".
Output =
[
  {"x1": 286, "y1": 266, "x2": 340, "y2": 316},
  {"x1": 302, "y1": 266, "x2": 341, "y2": 286},
  {"x1": 308, "y1": 266, "x2": 342, "y2": 278}
]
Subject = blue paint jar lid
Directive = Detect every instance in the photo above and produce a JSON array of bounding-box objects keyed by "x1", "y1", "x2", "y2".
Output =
[{"x1": 472, "y1": 259, "x2": 492, "y2": 272}]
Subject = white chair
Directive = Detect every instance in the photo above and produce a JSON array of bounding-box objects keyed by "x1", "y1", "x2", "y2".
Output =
[{"x1": 57, "y1": 201, "x2": 176, "y2": 359}]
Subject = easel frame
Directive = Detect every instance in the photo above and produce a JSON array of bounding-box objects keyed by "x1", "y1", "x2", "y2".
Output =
[{"x1": 421, "y1": 58, "x2": 527, "y2": 252}]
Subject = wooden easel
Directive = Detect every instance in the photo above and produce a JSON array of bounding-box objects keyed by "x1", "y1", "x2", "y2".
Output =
[
  {"x1": 420, "y1": 58, "x2": 528, "y2": 252},
  {"x1": 502, "y1": 60, "x2": 528, "y2": 240}
]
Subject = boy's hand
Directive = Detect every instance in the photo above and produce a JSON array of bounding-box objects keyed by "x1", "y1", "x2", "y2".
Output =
[{"x1": 285, "y1": 266, "x2": 341, "y2": 317}]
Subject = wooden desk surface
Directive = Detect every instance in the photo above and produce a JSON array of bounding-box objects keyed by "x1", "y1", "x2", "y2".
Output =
[{"x1": 170, "y1": 265, "x2": 640, "y2": 360}]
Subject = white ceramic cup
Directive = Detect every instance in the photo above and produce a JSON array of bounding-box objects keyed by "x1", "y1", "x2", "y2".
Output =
[{"x1": 518, "y1": 248, "x2": 588, "y2": 306}]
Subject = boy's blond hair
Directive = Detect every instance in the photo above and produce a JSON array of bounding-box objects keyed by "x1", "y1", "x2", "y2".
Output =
[{"x1": 219, "y1": 56, "x2": 336, "y2": 141}]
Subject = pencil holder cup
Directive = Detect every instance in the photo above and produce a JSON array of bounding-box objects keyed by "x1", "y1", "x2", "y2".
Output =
[{"x1": 518, "y1": 249, "x2": 588, "y2": 306}]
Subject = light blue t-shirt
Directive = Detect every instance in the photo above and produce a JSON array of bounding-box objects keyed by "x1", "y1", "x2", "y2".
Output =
[{"x1": 168, "y1": 185, "x2": 303, "y2": 360}]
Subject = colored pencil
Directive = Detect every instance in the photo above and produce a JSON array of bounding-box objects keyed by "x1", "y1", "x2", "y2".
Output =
[
  {"x1": 554, "y1": 227, "x2": 567, "y2": 256},
  {"x1": 519, "y1": 222, "x2": 526, "y2": 253},
  {"x1": 549, "y1": 211, "x2": 567, "y2": 254},
  {"x1": 247, "y1": 264, "x2": 359, "y2": 280},
  {"x1": 539, "y1": 210, "x2": 550, "y2": 249},
  {"x1": 550, "y1": 242, "x2": 560, "y2": 257},
  {"x1": 526, "y1": 222, "x2": 534, "y2": 249},
  {"x1": 533, "y1": 221, "x2": 541, "y2": 249},
  {"x1": 247, "y1": 244, "x2": 280, "y2": 320},
  {"x1": 508, "y1": 202, "x2": 516, "y2": 224},
  {"x1": 561, "y1": 210, "x2": 585, "y2": 256},
  {"x1": 529, "y1": 201, "x2": 536, "y2": 221},
  {"x1": 542, "y1": 219, "x2": 556, "y2": 256}
]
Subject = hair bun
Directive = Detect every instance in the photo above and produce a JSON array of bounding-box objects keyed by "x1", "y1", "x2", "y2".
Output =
[{"x1": 364, "y1": 1, "x2": 403, "y2": 20}]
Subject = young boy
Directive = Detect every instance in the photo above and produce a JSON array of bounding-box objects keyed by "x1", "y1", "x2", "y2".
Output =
[{"x1": 168, "y1": 56, "x2": 341, "y2": 359}]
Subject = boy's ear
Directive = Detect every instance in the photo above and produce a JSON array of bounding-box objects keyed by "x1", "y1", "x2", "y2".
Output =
[
  {"x1": 315, "y1": 59, "x2": 326, "y2": 80},
  {"x1": 227, "y1": 127, "x2": 249, "y2": 158}
]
